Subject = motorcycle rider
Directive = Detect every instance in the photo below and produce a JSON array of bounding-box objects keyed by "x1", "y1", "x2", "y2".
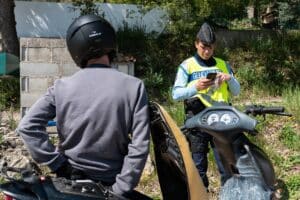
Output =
[
  {"x1": 172, "y1": 22, "x2": 240, "y2": 189},
  {"x1": 16, "y1": 14, "x2": 150, "y2": 199}
]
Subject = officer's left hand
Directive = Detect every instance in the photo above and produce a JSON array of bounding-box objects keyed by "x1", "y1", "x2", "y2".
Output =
[{"x1": 216, "y1": 73, "x2": 231, "y2": 84}]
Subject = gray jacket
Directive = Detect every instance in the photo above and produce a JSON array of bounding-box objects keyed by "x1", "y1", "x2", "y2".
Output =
[{"x1": 16, "y1": 65, "x2": 150, "y2": 195}]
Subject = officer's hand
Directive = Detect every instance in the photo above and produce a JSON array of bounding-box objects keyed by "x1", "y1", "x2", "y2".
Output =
[
  {"x1": 195, "y1": 78, "x2": 214, "y2": 90},
  {"x1": 216, "y1": 73, "x2": 231, "y2": 83}
]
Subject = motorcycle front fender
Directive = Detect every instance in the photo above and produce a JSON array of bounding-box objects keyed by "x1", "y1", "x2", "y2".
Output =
[{"x1": 248, "y1": 143, "x2": 276, "y2": 188}]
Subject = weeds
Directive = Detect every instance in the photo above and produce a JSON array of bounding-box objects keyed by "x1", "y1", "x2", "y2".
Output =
[
  {"x1": 0, "y1": 77, "x2": 19, "y2": 109},
  {"x1": 279, "y1": 124, "x2": 300, "y2": 151},
  {"x1": 283, "y1": 87, "x2": 300, "y2": 122},
  {"x1": 286, "y1": 175, "x2": 300, "y2": 200},
  {"x1": 7, "y1": 107, "x2": 17, "y2": 130}
]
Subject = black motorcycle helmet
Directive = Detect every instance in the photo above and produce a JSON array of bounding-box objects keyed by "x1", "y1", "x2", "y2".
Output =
[{"x1": 66, "y1": 14, "x2": 117, "y2": 67}]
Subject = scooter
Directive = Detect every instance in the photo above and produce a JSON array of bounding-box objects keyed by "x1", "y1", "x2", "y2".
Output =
[
  {"x1": 0, "y1": 102, "x2": 290, "y2": 200},
  {"x1": 0, "y1": 161, "x2": 131, "y2": 200},
  {"x1": 182, "y1": 104, "x2": 291, "y2": 199}
]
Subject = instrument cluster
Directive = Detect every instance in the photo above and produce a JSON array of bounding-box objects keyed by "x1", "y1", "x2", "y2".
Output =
[{"x1": 201, "y1": 111, "x2": 239, "y2": 126}]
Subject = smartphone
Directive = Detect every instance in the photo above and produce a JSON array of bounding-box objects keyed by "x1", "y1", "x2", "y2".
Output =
[{"x1": 206, "y1": 72, "x2": 217, "y2": 80}]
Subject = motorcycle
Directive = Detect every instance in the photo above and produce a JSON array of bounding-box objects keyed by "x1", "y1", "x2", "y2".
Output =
[
  {"x1": 182, "y1": 104, "x2": 291, "y2": 199},
  {"x1": 0, "y1": 161, "x2": 131, "y2": 200},
  {"x1": 149, "y1": 102, "x2": 290, "y2": 200},
  {"x1": 0, "y1": 102, "x2": 290, "y2": 200}
]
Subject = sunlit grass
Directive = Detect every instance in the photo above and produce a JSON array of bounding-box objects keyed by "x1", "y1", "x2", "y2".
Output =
[
  {"x1": 279, "y1": 124, "x2": 300, "y2": 151},
  {"x1": 286, "y1": 175, "x2": 300, "y2": 199},
  {"x1": 283, "y1": 86, "x2": 300, "y2": 123}
]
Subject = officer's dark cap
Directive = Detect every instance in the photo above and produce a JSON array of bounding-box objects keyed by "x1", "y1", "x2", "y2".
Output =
[{"x1": 196, "y1": 22, "x2": 216, "y2": 45}]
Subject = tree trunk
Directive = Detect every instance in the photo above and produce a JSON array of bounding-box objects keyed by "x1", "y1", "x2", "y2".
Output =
[{"x1": 0, "y1": 0, "x2": 19, "y2": 57}]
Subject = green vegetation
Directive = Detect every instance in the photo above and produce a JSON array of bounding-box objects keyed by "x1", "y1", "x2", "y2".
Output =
[
  {"x1": 279, "y1": 124, "x2": 300, "y2": 151},
  {"x1": 0, "y1": 77, "x2": 19, "y2": 110},
  {"x1": 7, "y1": 107, "x2": 17, "y2": 130},
  {"x1": 286, "y1": 175, "x2": 300, "y2": 199},
  {"x1": 283, "y1": 86, "x2": 300, "y2": 122},
  {"x1": 224, "y1": 31, "x2": 300, "y2": 96},
  {"x1": 73, "y1": 1, "x2": 300, "y2": 32}
]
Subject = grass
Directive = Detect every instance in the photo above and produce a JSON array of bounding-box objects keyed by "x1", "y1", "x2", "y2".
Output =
[
  {"x1": 283, "y1": 86, "x2": 300, "y2": 123},
  {"x1": 7, "y1": 107, "x2": 17, "y2": 130},
  {"x1": 261, "y1": 121, "x2": 299, "y2": 200},
  {"x1": 279, "y1": 124, "x2": 300, "y2": 151},
  {"x1": 286, "y1": 175, "x2": 300, "y2": 199}
]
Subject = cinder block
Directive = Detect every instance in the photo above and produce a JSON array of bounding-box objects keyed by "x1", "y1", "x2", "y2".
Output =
[
  {"x1": 60, "y1": 63, "x2": 80, "y2": 76},
  {"x1": 116, "y1": 63, "x2": 129, "y2": 74},
  {"x1": 21, "y1": 76, "x2": 29, "y2": 92},
  {"x1": 21, "y1": 107, "x2": 29, "y2": 118},
  {"x1": 112, "y1": 62, "x2": 134, "y2": 76},
  {"x1": 21, "y1": 93, "x2": 44, "y2": 107},
  {"x1": 21, "y1": 63, "x2": 59, "y2": 76},
  {"x1": 47, "y1": 76, "x2": 58, "y2": 87},
  {"x1": 20, "y1": 46, "x2": 27, "y2": 62},
  {"x1": 50, "y1": 39, "x2": 66, "y2": 48},
  {"x1": 127, "y1": 62, "x2": 134, "y2": 76},
  {"x1": 25, "y1": 47, "x2": 52, "y2": 62},
  {"x1": 52, "y1": 47, "x2": 74, "y2": 64},
  {"x1": 20, "y1": 38, "x2": 52, "y2": 48},
  {"x1": 20, "y1": 38, "x2": 67, "y2": 62},
  {"x1": 28, "y1": 77, "x2": 50, "y2": 92}
]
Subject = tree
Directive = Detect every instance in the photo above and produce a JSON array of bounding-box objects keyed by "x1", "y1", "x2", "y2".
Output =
[
  {"x1": 277, "y1": 0, "x2": 300, "y2": 29},
  {"x1": 0, "y1": 0, "x2": 19, "y2": 57},
  {"x1": 72, "y1": 0, "x2": 100, "y2": 15}
]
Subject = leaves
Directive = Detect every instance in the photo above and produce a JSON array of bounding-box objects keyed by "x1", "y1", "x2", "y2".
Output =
[{"x1": 72, "y1": 0, "x2": 100, "y2": 15}]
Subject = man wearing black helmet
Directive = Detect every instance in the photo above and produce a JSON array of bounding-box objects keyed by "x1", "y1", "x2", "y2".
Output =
[
  {"x1": 17, "y1": 14, "x2": 150, "y2": 199},
  {"x1": 172, "y1": 22, "x2": 240, "y2": 189}
]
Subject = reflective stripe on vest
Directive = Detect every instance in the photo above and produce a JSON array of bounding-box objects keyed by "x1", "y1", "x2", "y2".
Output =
[{"x1": 186, "y1": 57, "x2": 230, "y2": 107}]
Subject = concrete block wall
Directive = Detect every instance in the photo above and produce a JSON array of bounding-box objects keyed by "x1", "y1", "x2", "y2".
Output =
[{"x1": 20, "y1": 37, "x2": 134, "y2": 117}]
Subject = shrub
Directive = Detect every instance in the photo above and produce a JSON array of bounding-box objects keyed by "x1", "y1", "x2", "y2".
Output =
[
  {"x1": 0, "y1": 77, "x2": 19, "y2": 110},
  {"x1": 225, "y1": 31, "x2": 300, "y2": 96}
]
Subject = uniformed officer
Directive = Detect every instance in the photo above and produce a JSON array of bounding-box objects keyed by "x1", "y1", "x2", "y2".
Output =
[{"x1": 172, "y1": 22, "x2": 240, "y2": 188}]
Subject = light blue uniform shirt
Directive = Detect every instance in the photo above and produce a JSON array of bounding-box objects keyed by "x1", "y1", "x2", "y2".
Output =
[{"x1": 172, "y1": 55, "x2": 240, "y2": 101}]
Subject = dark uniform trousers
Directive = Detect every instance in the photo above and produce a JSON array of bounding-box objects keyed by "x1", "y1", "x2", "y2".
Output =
[{"x1": 184, "y1": 97, "x2": 226, "y2": 188}]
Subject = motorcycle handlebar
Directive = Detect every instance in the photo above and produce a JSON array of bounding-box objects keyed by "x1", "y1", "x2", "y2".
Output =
[{"x1": 244, "y1": 105, "x2": 290, "y2": 116}]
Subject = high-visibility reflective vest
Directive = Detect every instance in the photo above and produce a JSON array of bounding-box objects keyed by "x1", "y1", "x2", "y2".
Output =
[{"x1": 185, "y1": 57, "x2": 230, "y2": 107}]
